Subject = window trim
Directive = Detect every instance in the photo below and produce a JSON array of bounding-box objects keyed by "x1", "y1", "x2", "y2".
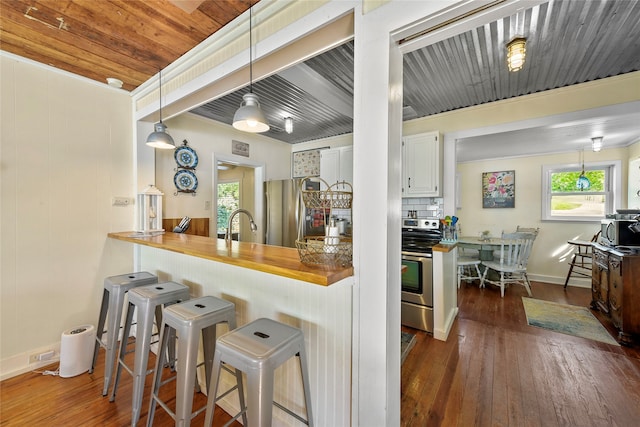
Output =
[{"x1": 541, "y1": 160, "x2": 621, "y2": 222}]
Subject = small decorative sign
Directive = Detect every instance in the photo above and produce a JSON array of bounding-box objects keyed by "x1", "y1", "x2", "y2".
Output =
[
  {"x1": 482, "y1": 170, "x2": 515, "y2": 208},
  {"x1": 232, "y1": 140, "x2": 249, "y2": 157}
]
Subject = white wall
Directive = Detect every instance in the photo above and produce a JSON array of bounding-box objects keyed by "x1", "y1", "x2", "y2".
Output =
[
  {"x1": 457, "y1": 146, "x2": 628, "y2": 286},
  {"x1": 154, "y1": 113, "x2": 291, "y2": 226},
  {"x1": 0, "y1": 54, "x2": 135, "y2": 379},
  {"x1": 155, "y1": 114, "x2": 356, "y2": 240}
]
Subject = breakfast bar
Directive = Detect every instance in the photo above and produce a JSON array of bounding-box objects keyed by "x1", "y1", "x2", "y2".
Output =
[
  {"x1": 108, "y1": 232, "x2": 354, "y2": 426},
  {"x1": 107, "y1": 232, "x2": 353, "y2": 286}
]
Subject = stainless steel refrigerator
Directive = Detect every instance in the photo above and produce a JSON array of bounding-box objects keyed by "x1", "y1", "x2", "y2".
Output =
[{"x1": 264, "y1": 179, "x2": 322, "y2": 248}]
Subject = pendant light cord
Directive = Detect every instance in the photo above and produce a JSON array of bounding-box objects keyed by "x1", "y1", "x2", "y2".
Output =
[
  {"x1": 158, "y1": 68, "x2": 163, "y2": 123},
  {"x1": 249, "y1": 2, "x2": 253, "y2": 94}
]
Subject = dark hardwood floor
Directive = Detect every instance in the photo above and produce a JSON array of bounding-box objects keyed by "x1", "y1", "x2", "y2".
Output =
[
  {"x1": 2, "y1": 281, "x2": 639, "y2": 426},
  {"x1": 402, "y1": 281, "x2": 640, "y2": 427},
  {"x1": 0, "y1": 345, "x2": 240, "y2": 426}
]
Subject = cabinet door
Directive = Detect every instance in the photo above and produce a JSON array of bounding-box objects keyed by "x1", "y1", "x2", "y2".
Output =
[
  {"x1": 591, "y1": 249, "x2": 609, "y2": 313},
  {"x1": 320, "y1": 149, "x2": 340, "y2": 190},
  {"x1": 608, "y1": 254, "x2": 623, "y2": 329},
  {"x1": 402, "y1": 132, "x2": 442, "y2": 197},
  {"x1": 338, "y1": 146, "x2": 353, "y2": 190},
  {"x1": 320, "y1": 146, "x2": 353, "y2": 191}
]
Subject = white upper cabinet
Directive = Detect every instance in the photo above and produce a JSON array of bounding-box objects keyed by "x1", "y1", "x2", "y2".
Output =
[
  {"x1": 320, "y1": 146, "x2": 353, "y2": 190},
  {"x1": 402, "y1": 131, "x2": 442, "y2": 197}
]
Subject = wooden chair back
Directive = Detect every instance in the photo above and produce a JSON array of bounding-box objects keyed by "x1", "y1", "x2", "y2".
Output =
[{"x1": 499, "y1": 232, "x2": 536, "y2": 269}]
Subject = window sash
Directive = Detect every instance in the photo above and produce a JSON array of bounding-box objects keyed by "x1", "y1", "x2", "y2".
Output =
[{"x1": 542, "y1": 161, "x2": 619, "y2": 222}]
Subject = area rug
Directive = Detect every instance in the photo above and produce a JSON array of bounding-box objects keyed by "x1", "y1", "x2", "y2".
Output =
[
  {"x1": 401, "y1": 331, "x2": 417, "y2": 364},
  {"x1": 522, "y1": 297, "x2": 619, "y2": 346}
]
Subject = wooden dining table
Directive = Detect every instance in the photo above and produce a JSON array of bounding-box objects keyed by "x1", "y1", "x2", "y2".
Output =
[{"x1": 457, "y1": 236, "x2": 505, "y2": 261}]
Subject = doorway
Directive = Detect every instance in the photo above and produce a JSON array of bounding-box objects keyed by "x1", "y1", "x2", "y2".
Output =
[{"x1": 212, "y1": 153, "x2": 265, "y2": 243}]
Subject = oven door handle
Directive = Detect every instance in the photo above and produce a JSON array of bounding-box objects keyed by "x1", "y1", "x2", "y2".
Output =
[{"x1": 402, "y1": 252, "x2": 432, "y2": 260}]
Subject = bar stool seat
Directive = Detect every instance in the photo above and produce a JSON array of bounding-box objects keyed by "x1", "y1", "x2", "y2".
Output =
[
  {"x1": 109, "y1": 281, "x2": 190, "y2": 426},
  {"x1": 147, "y1": 296, "x2": 242, "y2": 427},
  {"x1": 90, "y1": 272, "x2": 158, "y2": 396},
  {"x1": 204, "y1": 318, "x2": 314, "y2": 427}
]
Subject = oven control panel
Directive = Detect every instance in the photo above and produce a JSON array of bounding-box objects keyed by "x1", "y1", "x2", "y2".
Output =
[{"x1": 402, "y1": 218, "x2": 440, "y2": 230}]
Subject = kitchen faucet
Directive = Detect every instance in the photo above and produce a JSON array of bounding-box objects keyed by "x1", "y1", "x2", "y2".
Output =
[{"x1": 225, "y1": 208, "x2": 258, "y2": 243}]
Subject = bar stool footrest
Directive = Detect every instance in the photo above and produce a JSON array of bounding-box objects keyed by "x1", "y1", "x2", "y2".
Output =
[{"x1": 273, "y1": 401, "x2": 311, "y2": 425}]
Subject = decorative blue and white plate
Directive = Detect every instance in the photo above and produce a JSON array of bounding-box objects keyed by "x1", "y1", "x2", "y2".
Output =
[
  {"x1": 174, "y1": 170, "x2": 198, "y2": 192},
  {"x1": 174, "y1": 145, "x2": 198, "y2": 169}
]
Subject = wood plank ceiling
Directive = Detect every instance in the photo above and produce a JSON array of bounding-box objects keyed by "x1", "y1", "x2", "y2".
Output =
[{"x1": 0, "y1": 0, "x2": 253, "y2": 91}]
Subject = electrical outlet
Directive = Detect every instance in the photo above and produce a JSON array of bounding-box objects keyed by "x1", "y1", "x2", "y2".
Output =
[
  {"x1": 204, "y1": 201, "x2": 211, "y2": 210},
  {"x1": 112, "y1": 197, "x2": 133, "y2": 206},
  {"x1": 29, "y1": 350, "x2": 55, "y2": 364}
]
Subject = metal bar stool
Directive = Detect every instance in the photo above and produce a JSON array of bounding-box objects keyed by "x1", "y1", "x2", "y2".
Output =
[
  {"x1": 204, "y1": 318, "x2": 314, "y2": 427},
  {"x1": 147, "y1": 296, "x2": 242, "y2": 427},
  {"x1": 90, "y1": 272, "x2": 158, "y2": 396},
  {"x1": 110, "y1": 281, "x2": 190, "y2": 426}
]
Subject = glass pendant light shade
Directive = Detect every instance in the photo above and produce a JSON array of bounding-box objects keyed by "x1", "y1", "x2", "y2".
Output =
[
  {"x1": 233, "y1": 93, "x2": 270, "y2": 133},
  {"x1": 576, "y1": 174, "x2": 591, "y2": 190},
  {"x1": 506, "y1": 37, "x2": 526, "y2": 72},
  {"x1": 146, "y1": 122, "x2": 175, "y2": 149}
]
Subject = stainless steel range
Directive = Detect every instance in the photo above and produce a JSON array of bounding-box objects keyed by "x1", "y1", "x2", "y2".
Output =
[{"x1": 401, "y1": 217, "x2": 442, "y2": 333}]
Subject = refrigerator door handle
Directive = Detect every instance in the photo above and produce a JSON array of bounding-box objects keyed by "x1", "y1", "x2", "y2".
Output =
[{"x1": 265, "y1": 188, "x2": 270, "y2": 242}]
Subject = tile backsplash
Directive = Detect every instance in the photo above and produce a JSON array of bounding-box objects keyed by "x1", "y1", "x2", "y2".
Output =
[{"x1": 403, "y1": 197, "x2": 444, "y2": 218}]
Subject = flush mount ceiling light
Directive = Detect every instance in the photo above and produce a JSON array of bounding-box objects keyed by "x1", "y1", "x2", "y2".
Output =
[
  {"x1": 106, "y1": 77, "x2": 123, "y2": 88},
  {"x1": 232, "y1": 3, "x2": 269, "y2": 133},
  {"x1": 506, "y1": 37, "x2": 527, "y2": 72},
  {"x1": 146, "y1": 69, "x2": 175, "y2": 149},
  {"x1": 284, "y1": 117, "x2": 293, "y2": 134},
  {"x1": 592, "y1": 136, "x2": 603, "y2": 152}
]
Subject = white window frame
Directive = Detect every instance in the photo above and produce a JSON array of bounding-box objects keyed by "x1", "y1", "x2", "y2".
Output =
[{"x1": 541, "y1": 160, "x2": 621, "y2": 222}]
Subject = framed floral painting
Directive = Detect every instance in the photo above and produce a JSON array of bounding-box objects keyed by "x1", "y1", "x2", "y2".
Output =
[{"x1": 482, "y1": 170, "x2": 515, "y2": 208}]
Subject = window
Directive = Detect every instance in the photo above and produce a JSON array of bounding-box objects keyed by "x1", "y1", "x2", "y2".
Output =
[{"x1": 542, "y1": 161, "x2": 620, "y2": 221}]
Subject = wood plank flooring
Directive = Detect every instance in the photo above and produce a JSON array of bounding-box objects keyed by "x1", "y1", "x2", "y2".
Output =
[
  {"x1": 402, "y1": 281, "x2": 640, "y2": 427},
  {"x1": 0, "y1": 344, "x2": 240, "y2": 426},
  {"x1": 2, "y1": 281, "x2": 639, "y2": 426}
]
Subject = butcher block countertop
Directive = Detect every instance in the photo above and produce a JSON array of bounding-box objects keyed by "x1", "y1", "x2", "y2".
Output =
[
  {"x1": 432, "y1": 242, "x2": 457, "y2": 253},
  {"x1": 108, "y1": 232, "x2": 353, "y2": 286}
]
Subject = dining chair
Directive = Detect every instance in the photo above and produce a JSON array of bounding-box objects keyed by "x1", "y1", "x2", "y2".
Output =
[
  {"x1": 563, "y1": 231, "x2": 600, "y2": 288},
  {"x1": 480, "y1": 232, "x2": 535, "y2": 297},
  {"x1": 457, "y1": 246, "x2": 482, "y2": 288},
  {"x1": 516, "y1": 225, "x2": 540, "y2": 238}
]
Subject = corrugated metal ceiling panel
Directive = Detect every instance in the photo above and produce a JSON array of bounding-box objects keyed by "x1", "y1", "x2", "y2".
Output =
[{"x1": 191, "y1": 0, "x2": 640, "y2": 144}]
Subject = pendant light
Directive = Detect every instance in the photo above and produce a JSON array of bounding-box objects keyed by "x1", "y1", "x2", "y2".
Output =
[
  {"x1": 576, "y1": 149, "x2": 591, "y2": 191},
  {"x1": 146, "y1": 68, "x2": 175, "y2": 149},
  {"x1": 232, "y1": 3, "x2": 270, "y2": 133}
]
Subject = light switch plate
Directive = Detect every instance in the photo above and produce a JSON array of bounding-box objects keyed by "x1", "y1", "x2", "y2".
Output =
[{"x1": 112, "y1": 197, "x2": 133, "y2": 206}]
